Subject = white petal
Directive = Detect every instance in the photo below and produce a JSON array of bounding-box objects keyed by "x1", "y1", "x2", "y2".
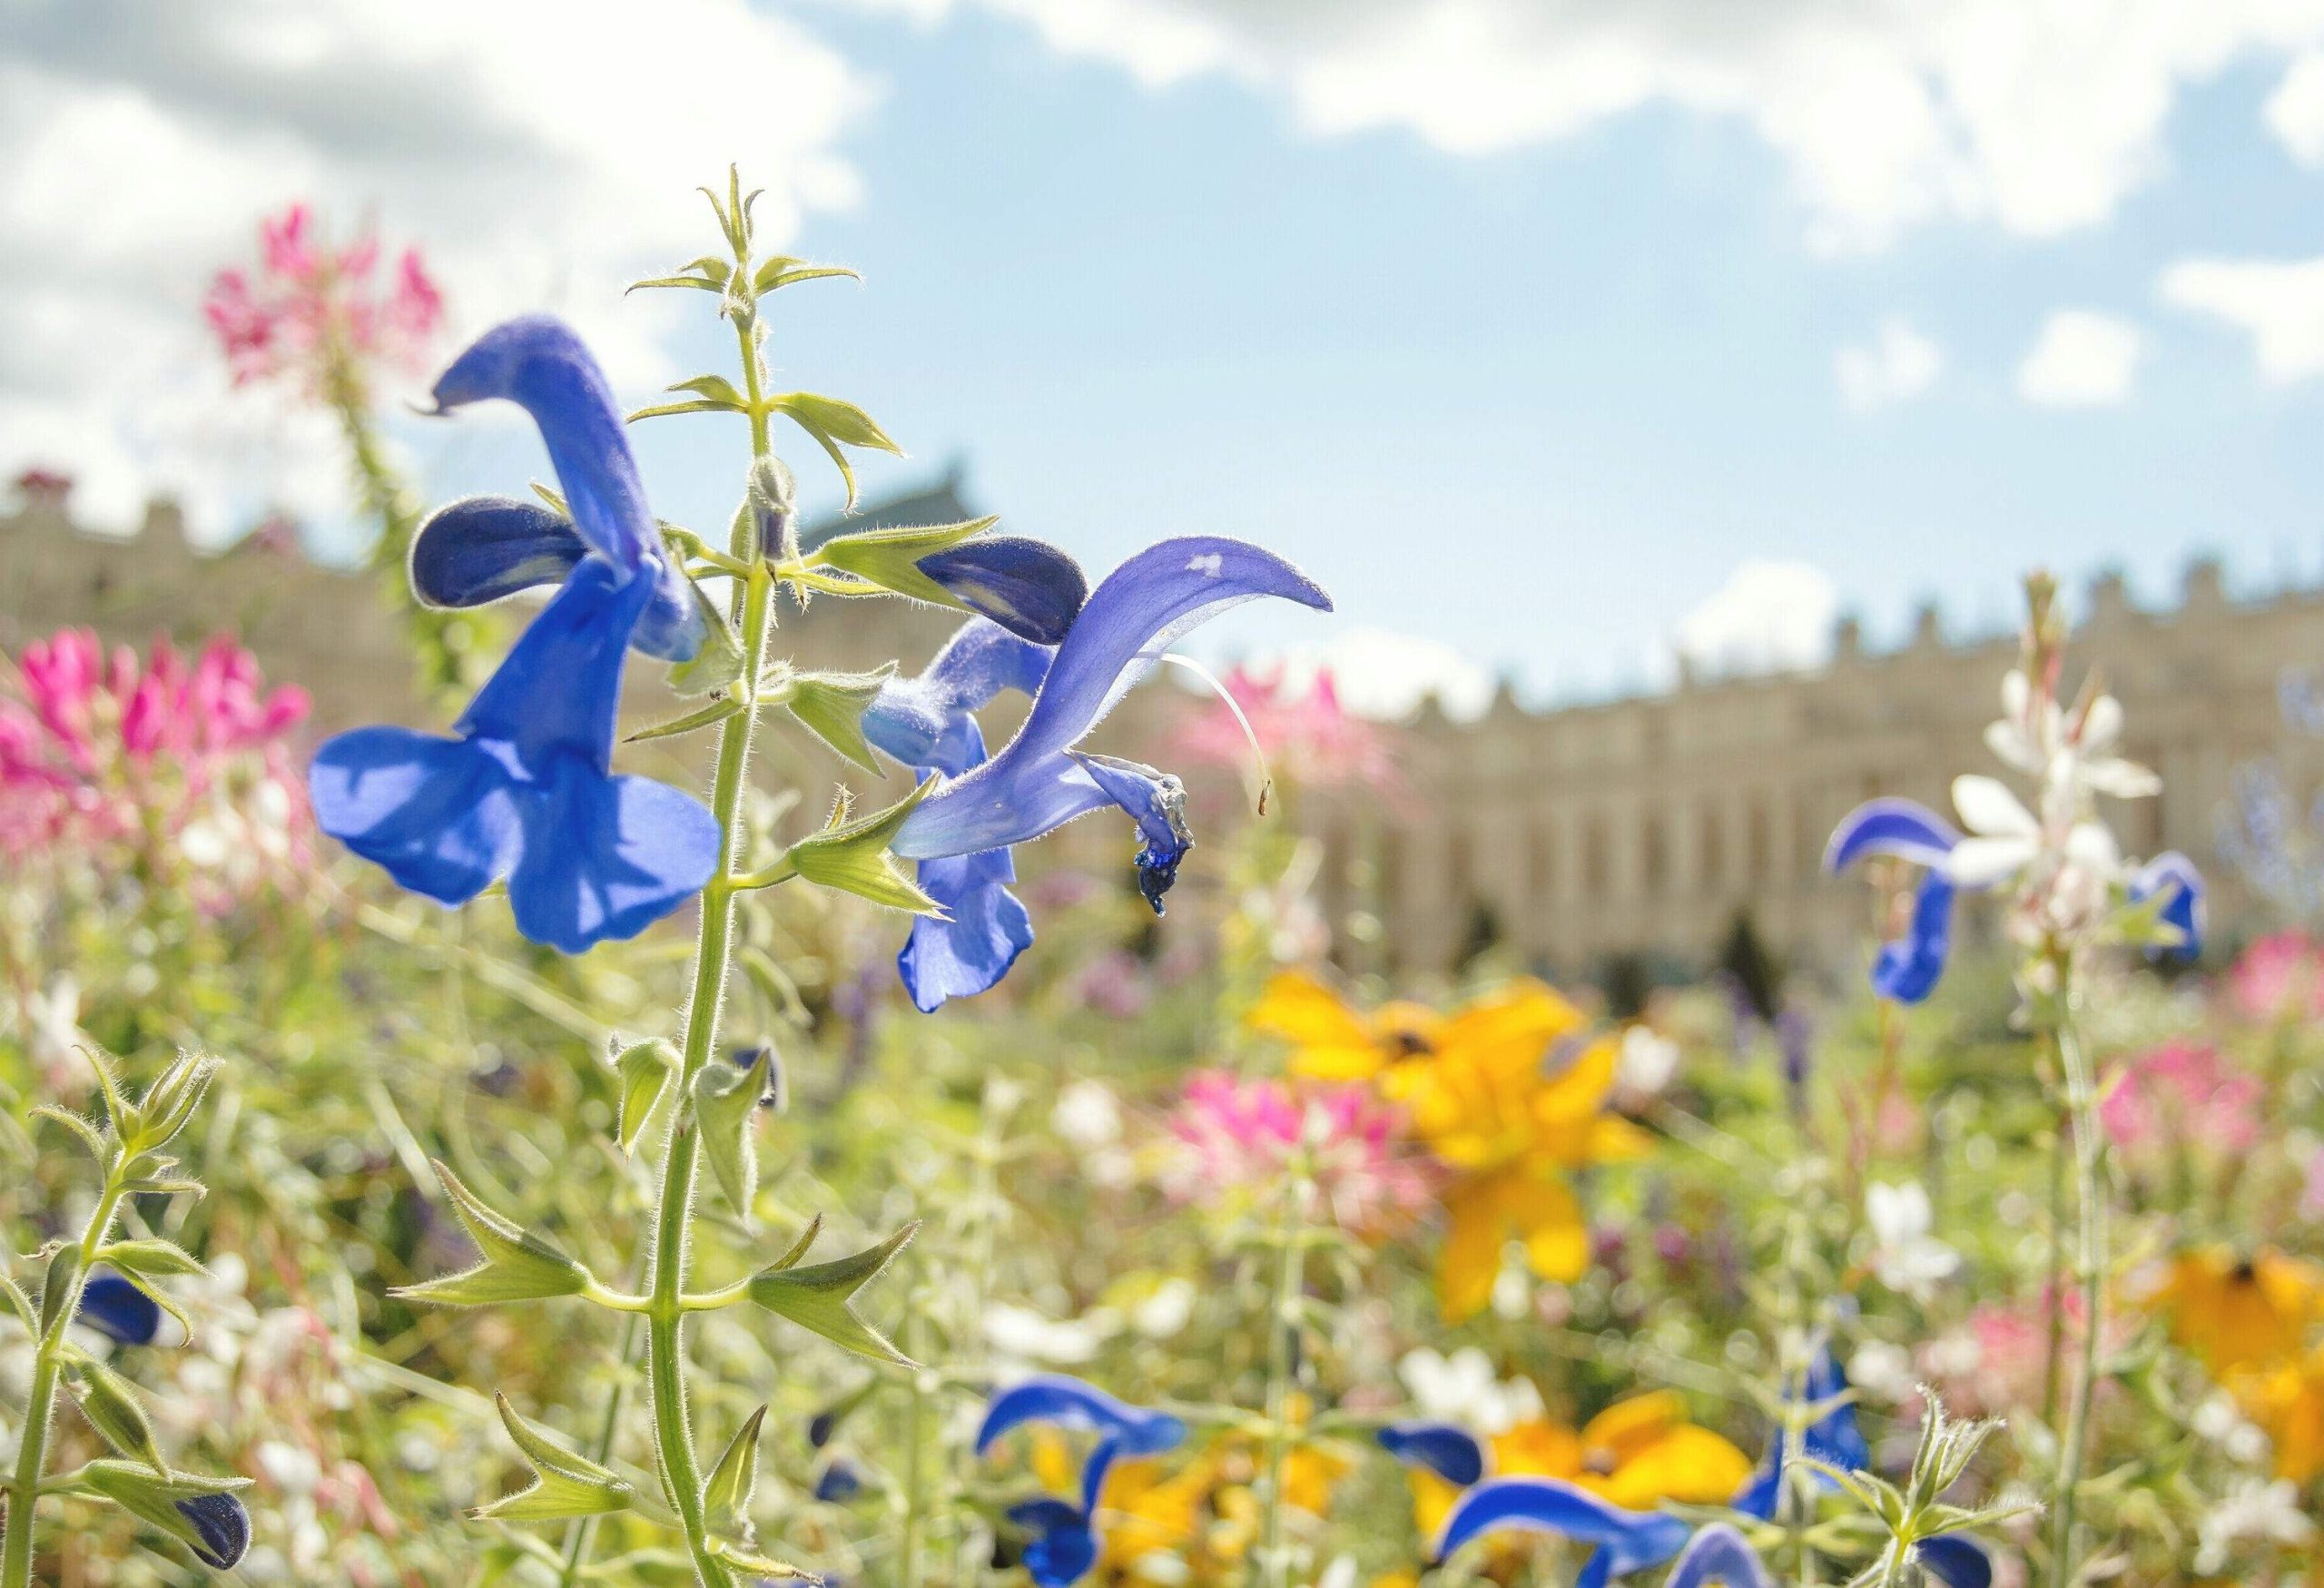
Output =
[
  {"x1": 2065, "y1": 820, "x2": 2121, "y2": 874},
  {"x1": 2081, "y1": 694, "x2": 2123, "y2": 754},
  {"x1": 2085, "y1": 756, "x2": 2162, "y2": 799},
  {"x1": 2001, "y1": 669, "x2": 2029, "y2": 723},
  {"x1": 1984, "y1": 720, "x2": 2041, "y2": 774},
  {"x1": 1953, "y1": 774, "x2": 2039, "y2": 838},
  {"x1": 1945, "y1": 836, "x2": 2034, "y2": 888}
]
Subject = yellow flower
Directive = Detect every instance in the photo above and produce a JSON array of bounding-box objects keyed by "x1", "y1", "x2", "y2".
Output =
[
  {"x1": 1403, "y1": 1394, "x2": 1752, "y2": 1547},
  {"x1": 2231, "y1": 1347, "x2": 2324, "y2": 1484},
  {"x1": 1245, "y1": 971, "x2": 1446, "y2": 1081},
  {"x1": 2152, "y1": 1248, "x2": 2324, "y2": 1376}
]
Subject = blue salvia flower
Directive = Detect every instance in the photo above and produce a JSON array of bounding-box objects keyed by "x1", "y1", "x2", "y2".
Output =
[
  {"x1": 1377, "y1": 1421, "x2": 1486, "y2": 1486},
  {"x1": 1433, "y1": 1478, "x2": 1690, "y2": 1588},
  {"x1": 1664, "y1": 1524, "x2": 1770, "y2": 1588},
  {"x1": 813, "y1": 1458, "x2": 866, "y2": 1503},
  {"x1": 1730, "y1": 1347, "x2": 1867, "y2": 1519},
  {"x1": 2128, "y1": 850, "x2": 2204, "y2": 963},
  {"x1": 1823, "y1": 798, "x2": 1972, "y2": 1003},
  {"x1": 978, "y1": 1376, "x2": 1187, "y2": 1588},
  {"x1": 78, "y1": 1270, "x2": 162, "y2": 1346},
  {"x1": 176, "y1": 1492, "x2": 253, "y2": 1570},
  {"x1": 884, "y1": 537, "x2": 1329, "y2": 1001},
  {"x1": 310, "y1": 318, "x2": 720, "y2": 952},
  {"x1": 911, "y1": 535, "x2": 1089, "y2": 646}
]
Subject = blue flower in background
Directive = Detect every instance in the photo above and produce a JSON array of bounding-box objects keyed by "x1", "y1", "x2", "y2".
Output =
[
  {"x1": 78, "y1": 1270, "x2": 162, "y2": 1346},
  {"x1": 977, "y1": 1376, "x2": 1188, "y2": 1588},
  {"x1": 1730, "y1": 1348, "x2": 1867, "y2": 1520},
  {"x1": 1433, "y1": 1478, "x2": 1690, "y2": 1588},
  {"x1": 310, "y1": 318, "x2": 720, "y2": 952},
  {"x1": 1377, "y1": 1421, "x2": 1486, "y2": 1486},
  {"x1": 887, "y1": 536, "x2": 1329, "y2": 998},
  {"x1": 1664, "y1": 1524, "x2": 1770, "y2": 1588},
  {"x1": 813, "y1": 1458, "x2": 866, "y2": 1503},
  {"x1": 1823, "y1": 798, "x2": 1969, "y2": 1003},
  {"x1": 2129, "y1": 850, "x2": 2205, "y2": 963}
]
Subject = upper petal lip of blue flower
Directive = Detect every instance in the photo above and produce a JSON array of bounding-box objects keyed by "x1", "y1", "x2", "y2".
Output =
[
  {"x1": 975, "y1": 1375, "x2": 1187, "y2": 1459},
  {"x1": 892, "y1": 537, "x2": 1330, "y2": 865},
  {"x1": 1665, "y1": 1524, "x2": 1771, "y2": 1588},
  {"x1": 915, "y1": 534, "x2": 1089, "y2": 646},
  {"x1": 1432, "y1": 1476, "x2": 1691, "y2": 1580},
  {"x1": 2130, "y1": 850, "x2": 2205, "y2": 962},
  {"x1": 176, "y1": 1491, "x2": 252, "y2": 1569},
  {"x1": 77, "y1": 1270, "x2": 162, "y2": 1346},
  {"x1": 1377, "y1": 1421, "x2": 1486, "y2": 1487}
]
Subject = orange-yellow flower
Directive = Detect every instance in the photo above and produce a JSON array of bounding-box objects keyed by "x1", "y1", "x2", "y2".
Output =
[
  {"x1": 2151, "y1": 1248, "x2": 2324, "y2": 1376},
  {"x1": 2230, "y1": 1347, "x2": 2324, "y2": 1484},
  {"x1": 1245, "y1": 970, "x2": 1447, "y2": 1081}
]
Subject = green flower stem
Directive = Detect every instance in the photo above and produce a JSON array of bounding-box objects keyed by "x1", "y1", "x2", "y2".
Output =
[
  {"x1": 2047, "y1": 989, "x2": 2106, "y2": 1586},
  {"x1": 2, "y1": 1169, "x2": 131, "y2": 1587},
  {"x1": 1254, "y1": 1174, "x2": 1311, "y2": 1588}
]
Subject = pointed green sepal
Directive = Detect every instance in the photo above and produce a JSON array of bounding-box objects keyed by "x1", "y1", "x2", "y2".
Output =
[
  {"x1": 766, "y1": 392, "x2": 903, "y2": 508},
  {"x1": 667, "y1": 583, "x2": 746, "y2": 696},
  {"x1": 786, "y1": 781, "x2": 942, "y2": 916},
  {"x1": 95, "y1": 1238, "x2": 208, "y2": 1282},
  {"x1": 629, "y1": 255, "x2": 734, "y2": 294},
  {"x1": 133, "y1": 1052, "x2": 219, "y2": 1154},
  {"x1": 40, "y1": 1244, "x2": 84, "y2": 1333},
  {"x1": 470, "y1": 1393, "x2": 636, "y2": 1523},
  {"x1": 716, "y1": 1543, "x2": 818, "y2": 1580},
  {"x1": 694, "y1": 1046, "x2": 776, "y2": 1218},
  {"x1": 74, "y1": 1461, "x2": 252, "y2": 1563},
  {"x1": 768, "y1": 1214, "x2": 823, "y2": 1273},
  {"x1": 74, "y1": 1358, "x2": 167, "y2": 1475},
  {"x1": 814, "y1": 518, "x2": 998, "y2": 610},
  {"x1": 389, "y1": 1160, "x2": 591, "y2": 1307},
  {"x1": 777, "y1": 665, "x2": 895, "y2": 775},
  {"x1": 609, "y1": 1040, "x2": 679, "y2": 1156},
  {"x1": 80, "y1": 1044, "x2": 139, "y2": 1140},
  {"x1": 751, "y1": 255, "x2": 862, "y2": 296},
  {"x1": 745, "y1": 1221, "x2": 920, "y2": 1366},
  {"x1": 703, "y1": 1405, "x2": 767, "y2": 1535},
  {"x1": 30, "y1": 1103, "x2": 110, "y2": 1163},
  {"x1": 625, "y1": 694, "x2": 743, "y2": 745}
]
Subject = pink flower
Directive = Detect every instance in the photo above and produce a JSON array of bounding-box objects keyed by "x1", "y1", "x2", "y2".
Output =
[
  {"x1": 1924, "y1": 1287, "x2": 2132, "y2": 1418},
  {"x1": 202, "y1": 203, "x2": 445, "y2": 396},
  {"x1": 1162, "y1": 1070, "x2": 1433, "y2": 1237},
  {"x1": 2230, "y1": 932, "x2": 2324, "y2": 1022},
  {"x1": 1169, "y1": 665, "x2": 1403, "y2": 798},
  {"x1": 2100, "y1": 1041, "x2": 2263, "y2": 1158}
]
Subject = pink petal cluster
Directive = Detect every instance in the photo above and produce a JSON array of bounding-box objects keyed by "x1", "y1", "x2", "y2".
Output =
[
  {"x1": 1169, "y1": 665, "x2": 1403, "y2": 796},
  {"x1": 1, "y1": 628, "x2": 312, "y2": 874},
  {"x1": 2230, "y1": 931, "x2": 2324, "y2": 1022},
  {"x1": 2100, "y1": 1041, "x2": 2263, "y2": 1158},
  {"x1": 1162, "y1": 1069, "x2": 1433, "y2": 1237},
  {"x1": 1923, "y1": 1287, "x2": 2131, "y2": 1418},
  {"x1": 203, "y1": 203, "x2": 444, "y2": 393}
]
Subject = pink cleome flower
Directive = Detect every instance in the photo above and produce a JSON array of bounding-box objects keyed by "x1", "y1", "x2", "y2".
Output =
[
  {"x1": 1169, "y1": 664, "x2": 1403, "y2": 798},
  {"x1": 1, "y1": 628, "x2": 312, "y2": 883},
  {"x1": 202, "y1": 202, "x2": 445, "y2": 394},
  {"x1": 2100, "y1": 1041, "x2": 2263, "y2": 1159},
  {"x1": 2230, "y1": 931, "x2": 2324, "y2": 1023},
  {"x1": 1163, "y1": 1069, "x2": 1433, "y2": 1237}
]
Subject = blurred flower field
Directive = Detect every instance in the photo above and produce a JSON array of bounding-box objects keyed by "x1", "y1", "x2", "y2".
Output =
[{"x1": 1, "y1": 187, "x2": 2319, "y2": 1588}]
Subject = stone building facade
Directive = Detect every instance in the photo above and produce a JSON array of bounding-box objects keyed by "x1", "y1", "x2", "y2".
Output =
[{"x1": 4, "y1": 471, "x2": 2310, "y2": 981}]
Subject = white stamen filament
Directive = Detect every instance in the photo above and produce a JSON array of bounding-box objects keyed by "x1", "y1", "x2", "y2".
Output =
[{"x1": 1153, "y1": 651, "x2": 1274, "y2": 816}]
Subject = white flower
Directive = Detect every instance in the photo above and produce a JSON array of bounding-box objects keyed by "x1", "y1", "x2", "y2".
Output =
[
  {"x1": 1866, "y1": 1181, "x2": 1960, "y2": 1302},
  {"x1": 1397, "y1": 1346, "x2": 1542, "y2": 1435},
  {"x1": 1847, "y1": 1340, "x2": 1916, "y2": 1403},
  {"x1": 2194, "y1": 1477, "x2": 2312, "y2": 1574},
  {"x1": 1051, "y1": 1080, "x2": 1123, "y2": 1150},
  {"x1": 1616, "y1": 1026, "x2": 1680, "y2": 1096},
  {"x1": 983, "y1": 1302, "x2": 1114, "y2": 1367},
  {"x1": 1131, "y1": 1278, "x2": 1195, "y2": 1339}
]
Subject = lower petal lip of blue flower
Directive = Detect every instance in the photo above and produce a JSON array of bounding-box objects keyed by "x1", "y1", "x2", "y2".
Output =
[
  {"x1": 976, "y1": 1376, "x2": 1187, "y2": 1458},
  {"x1": 1666, "y1": 1524, "x2": 1771, "y2": 1588},
  {"x1": 899, "y1": 847, "x2": 1035, "y2": 1012},
  {"x1": 176, "y1": 1491, "x2": 252, "y2": 1569},
  {"x1": 1377, "y1": 1421, "x2": 1486, "y2": 1487},
  {"x1": 77, "y1": 1271, "x2": 161, "y2": 1346},
  {"x1": 1433, "y1": 1477, "x2": 1690, "y2": 1577},
  {"x1": 1869, "y1": 873, "x2": 1955, "y2": 1004},
  {"x1": 1915, "y1": 1535, "x2": 1992, "y2": 1588},
  {"x1": 1009, "y1": 1498, "x2": 1099, "y2": 1588}
]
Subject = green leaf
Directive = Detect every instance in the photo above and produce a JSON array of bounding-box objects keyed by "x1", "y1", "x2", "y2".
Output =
[
  {"x1": 471, "y1": 1393, "x2": 635, "y2": 1523},
  {"x1": 702, "y1": 1405, "x2": 765, "y2": 1535},
  {"x1": 625, "y1": 694, "x2": 743, "y2": 745},
  {"x1": 629, "y1": 398, "x2": 743, "y2": 423},
  {"x1": 30, "y1": 1103, "x2": 109, "y2": 1162},
  {"x1": 767, "y1": 392, "x2": 904, "y2": 509},
  {"x1": 669, "y1": 373, "x2": 751, "y2": 409},
  {"x1": 694, "y1": 1047, "x2": 776, "y2": 1219},
  {"x1": 390, "y1": 1161, "x2": 591, "y2": 1307},
  {"x1": 781, "y1": 665, "x2": 895, "y2": 775},
  {"x1": 74, "y1": 1358, "x2": 167, "y2": 1474},
  {"x1": 629, "y1": 255, "x2": 733, "y2": 294},
  {"x1": 751, "y1": 255, "x2": 862, "y2": 295},
  {"x1": 609, "y1": 1041, "x2": 677, "y2": 1156},
  {"x1": 813, "y1": 517, "x2": 997, "y2": 610},
  {"x1": 786, "y1": 780, "x2": 943, "y2": 916},
  {"x1": 74, "y1": 1460, "x2": 252, "y2": 1563},
  {"x1": 95, "y1": 1238, "x2": 207, "y2": 1282},
  {"x1": 0, "y1": 1272, "x2": 35, "y2": 1331},
  {"x1": 745, "y1": 1221, "x2": 920, "y2": 1366}
]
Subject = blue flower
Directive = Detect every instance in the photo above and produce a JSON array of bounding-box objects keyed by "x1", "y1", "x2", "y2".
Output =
[
  {"x1": 912, "y1": 534, "x2": 1089, "y2": 647},
  {"x1": 2129, "y1": 850, "x2": 2204, "y2": 963},
  {"x1": 1433, "y1": 1478, "x2": 1690, "y2": 1588},
  {"x1": 814, "y1": 1458, "x2": 866, "y2": 1503},
  {"x1": 1664, "y1": 1524, "x2": 1770, "y2": 1588},
  {"x1": 884, "y1": 538, "x2": 1329, "y2": 1003},
  {"x1": 979, "y1": 1376, "x2": 1187, "y2": 1588},
  {"x1": 1823, "y1": 798, "x2": 1968, "y2": 1003},
  {"x1": 1377, "y1": 1421, "x2": 1486, "y2": 1486},
  {"x1": 177, "y1": 1491, "x2": 252, "y2": 1570},
  {"x1": 1730, "y1": 1348, "x2": 1867, "y2": 1521},
  {"x1": 310, "y1": 319, "x2": 721, "y2": 952},
  {"x1": 78, "y1": 1270, "x2": 161, "y2": 1346}
]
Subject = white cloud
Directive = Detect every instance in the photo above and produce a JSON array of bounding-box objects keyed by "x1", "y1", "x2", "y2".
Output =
[
  {"x1": 847, "y1": 0, "x2": 2324, "y2": 251},
  {"x1": 2016, "y1": 309, "x2": 2142, "y2": 406},
  {"x1": 1674, "y1": 559, "x2": 1837, "y2": 676},
  {"x1": 1835, "y1": 318, "x2": 1943, "y2": 410},
  {"x1": 1257, "y1": 625, "x2": 1495, "y2": 722},
  {"x1": 2162, "y1": 255, "x2": 2324, "y2": 383},
  {"x1": 0, "y1": 1, "x2": 869, "y2": 541},
  {"x1": 2268, "y1": 50, "x2": 2324, "y2": 163}
]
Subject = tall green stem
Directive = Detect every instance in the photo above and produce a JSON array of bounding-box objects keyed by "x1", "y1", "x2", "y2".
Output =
[
  {"x1": 2046, "y1": 989, "x2": 2106, "y2": 1586},
  {"x1": 3, "y1": 1177, "x2": 129, "y2": 1586}
]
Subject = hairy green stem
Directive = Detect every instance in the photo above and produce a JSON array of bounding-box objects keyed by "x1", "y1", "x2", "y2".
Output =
[
  {"x1": 2047, "y1": 990, "x2": 2105, "y2": 1586},
  {"x1": 3, "y1": 1174, "x2": 129, "y2": 1586}
]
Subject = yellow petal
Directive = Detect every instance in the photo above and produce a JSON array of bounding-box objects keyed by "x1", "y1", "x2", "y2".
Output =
[
  {"x1": 1516, "y1": 1176, "x2": 1589, "y2": 1284},
  {"x1": 1247, "y1": 971, "x2": 1384, "y2": 1080},
  {"x1": 1437, "y1": 1181, "x2": 1512, "y2": 1321},
  {"x1": 1579, "y1": 1392, "x2": 1686, "y2": 1464},
  {"x1": 1594, "y1": 1425, "x2": 1756, "y2": 1511},
  {"x1": 1491, "y1": 1418, "x2": 1585, "y2": 1479}
]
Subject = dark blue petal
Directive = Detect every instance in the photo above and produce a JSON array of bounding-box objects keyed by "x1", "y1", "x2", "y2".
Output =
[
  {"x1": 430, "y1": 315, "x2": 656, "y2": 577},
  {"x1": 976, "y1": 1376, "x2": 1187, "y2": 1459},
  {"x1": 916, "y1": 536, "x2": 1088, "y2": 646},
  {"x1": 77, "y1": 1271, "x2": 160, "y2": 1346},
  {"x1": 1009, "y1": 1499, "x2": 1099, "y2": 1588},
  {"x1": 1378, "y1": 1422, "x2": 1486, "y2": 1487},
  {"x1": 459, "y1": 557, "x2": 650, "y2": 774},
  {"x1": 814, "y1": 1460, "x2": 865, "y2": 1503},
  {"x1": 175, "y1": 1491, "x2": 251, "y2": 1569},
  {"x1": 1070, "y1": 754, "x2": 1192, "y2": 913},
  {"x1": 1801, "y1": 1351, "x2": 1870, "y2": 1474},
  {"x1": 505, "y1": 760, "x2": 721, "y2": 953},
  {"x1": 1433, "y1": 1478, "x2": 1689, "y2": 1575},
  {"x1": 1826, "y1": 798, "x2": 1961, "y2": 873},
  {"x1": 808, "y1": 1409, "x2": 840, "y2": 1448},
  {"x1": 1667, "y1": 1524, "x2": 1772, "y2": 1588},
  {"x1": 2130, "y1": 851, "x2": 2204, "y2": 963},
  {"x1": 409, "y1": 496, "x2": 586, "y2": 608},
  {"x1": 1914, "y1": 1536, "x2": 1993, "y2": 1588},
  {"x1": 894, "y1": 537, "x2": 1330, "y2": 863},
  {"x1": 900, "y1": 848, "x2": 1035, "y2": 1012},
  {"x1": 309, "y1": 726, "x2": 521, "y2": 906},
  {"x1": 863, "y1": 619, "x2": 1050, "y2": 778},
  {"x1": 628, "y1": 552, "x2": 710, "y2": 664},
  {"x1": 1870, "y1": 872, "x2": 1955, "y2": 1005}
]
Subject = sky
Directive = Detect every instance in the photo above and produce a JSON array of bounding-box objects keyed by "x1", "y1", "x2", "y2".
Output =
[{"x1": 9, "y1": 1, "x2": 2324, "y2": 715}]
